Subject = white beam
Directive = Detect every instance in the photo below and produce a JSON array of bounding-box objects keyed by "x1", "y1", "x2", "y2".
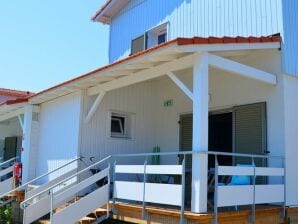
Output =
[
  {"x1": 192, "y1": 53, "x2": 209, "y2": 213},
  {"x1": 207, "y1": 53, "x2": 277, "y2": 85},
  {"x1": 85, "y1": 92, "x2": 106, "y2": 123},
  {"x1": 0, "y1": 108, "x2": 25, "y2": 123},
  {"x1": 167, "y1": 72, "x2": 193, "y2": 101},
  {"x1": 18, "y1": 115, "x2": 24, "y2": 131},
  {"x1": 87, "y1": 53, "x2": 195, "y2": 96}
]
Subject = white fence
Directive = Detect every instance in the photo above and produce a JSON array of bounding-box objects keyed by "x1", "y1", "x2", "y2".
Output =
[
  {"x1": 214, "y1": 162, "x2": 285, "y2": 223},
  {"x1": 0, "y1": 165, "x2": 14, "y2": 196},
  {"x1": 114, "y1": 163, "x2": 185, "y2": 223}
]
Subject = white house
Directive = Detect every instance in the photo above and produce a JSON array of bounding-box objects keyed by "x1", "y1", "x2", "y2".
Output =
[{"x1": 1, "y1": 1, "x2": 298, "y2": 223}]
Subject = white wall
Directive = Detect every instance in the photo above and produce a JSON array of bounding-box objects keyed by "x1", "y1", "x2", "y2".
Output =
[
  {"x1": 35, "y1": 92, "x2": 82, "y2": 183},
  {"x1": 282, "y1": 74, "x2": 298, "y2": 206},
  {"x1": 81, "y1": 82, "x2": 157, "y2": 167}
]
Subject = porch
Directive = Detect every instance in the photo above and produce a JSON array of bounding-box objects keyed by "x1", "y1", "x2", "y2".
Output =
[
  {"x1": 3, "y1": 36, "x2": 288, "y2": 223},
  {"x1": 77, "y1": 38, "x2": 284, "y2": 214}
]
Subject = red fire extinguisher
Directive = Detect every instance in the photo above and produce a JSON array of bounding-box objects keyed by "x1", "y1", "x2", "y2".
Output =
[{"x1": 13, "y1": 163, "x2": 22, "y2": 180}]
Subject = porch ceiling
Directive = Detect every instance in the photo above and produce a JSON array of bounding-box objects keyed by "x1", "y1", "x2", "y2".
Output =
[
  {"x1": 26, "y1": 36, "x2": 280, "y2": 105},
  {"x1": 0, "y1": 103, "x2": 26, "y2": 122}
]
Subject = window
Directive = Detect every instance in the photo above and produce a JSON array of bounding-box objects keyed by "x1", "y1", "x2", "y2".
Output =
[
  {"x1": 130, "y1": 22, "x2": 168, "y2": 55},
  {"x1": 158, "y1": 33, "x2": 167, "y2": 45},
  {"x1": 131, "y1": 35, "x2": 146, "y2": 55},
  {"x1": 110, "y1": 112, "x2": 132, "y2": 139},
  {"x1": 146, "y1": 23, "x2": 168, "y2": 48}
]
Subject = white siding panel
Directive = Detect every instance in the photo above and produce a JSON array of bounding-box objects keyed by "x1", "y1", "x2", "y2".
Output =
[
  {"x1": 35, "y1": 92, "x2": 81, "y2": 184},
  {"x1": 81, "y1": 82, "x2": 157, "y2": 167},
  {"x1": 109, "y1": 0, "x2": 283, "y2": 62}
]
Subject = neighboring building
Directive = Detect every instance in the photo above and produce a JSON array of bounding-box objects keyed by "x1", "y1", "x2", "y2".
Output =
[
  {"x1": 2, "y1": 1, "x2": 298, "y2": 223},
  {"x1": 0, "y1": 89, "x2": 32, "y2": 162}
]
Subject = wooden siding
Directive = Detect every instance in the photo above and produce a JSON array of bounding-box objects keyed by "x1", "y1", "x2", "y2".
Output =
[
  {"x1": 80, "y1": 81, "x2": 158, "y2": 167},
  {"x1": 282, "y1": 0, "x2": 298, "y2": 77},
  {"x1": 109, "y1": 0, "x2": 283, "y2": 62}
]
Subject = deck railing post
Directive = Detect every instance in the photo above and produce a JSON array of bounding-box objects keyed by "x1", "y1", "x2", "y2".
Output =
[
  {"x1": 180, "y1": 155, "x2": 186, "y2": 224},
  {"x1": 142, "y1": 157, "x2": 148, "y2": 219},
  {"x1": 50, "y1": 188, "x2": 54, "y2": 224},
  {"x1": 213, "y1": 155, "x2": 218, "y2": 224},
  {"x1": 107, "y1": 163, "x2": 111, "y2": 219},
  {"x1": 282, "y1": 157, "x2": 286, "y2": 218},
  {"x1": 112, "y1": 160, "x2": 117, "y2": 214},
  {"x1": 250, "y1": 157, "x2": 256, "y2": 224}
]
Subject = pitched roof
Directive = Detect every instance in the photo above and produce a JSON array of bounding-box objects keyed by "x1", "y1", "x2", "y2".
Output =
[{"x1": 0, "y1": 34, "x2": 281, "y2": 108}]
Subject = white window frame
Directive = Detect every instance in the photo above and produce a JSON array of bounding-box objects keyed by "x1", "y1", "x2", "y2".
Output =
[
  {"x1": 146, "y1": 22, "x2": 169, "y2": 49},
  {"x1": 108, "y1": 111, "x2": 135, "y2": 140},
  {"x1": 130, "y1": 22, "x2": 169, "y2": 55}
]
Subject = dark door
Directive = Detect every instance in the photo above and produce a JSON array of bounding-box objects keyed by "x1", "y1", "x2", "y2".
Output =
[{"x1": 4, "y1": 137, "x2": 17, "y2": 161}]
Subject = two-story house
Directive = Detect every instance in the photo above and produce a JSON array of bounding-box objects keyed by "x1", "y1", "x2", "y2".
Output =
[{"x1": 1, "y1": 1, "x2": 298, "y2": 223}]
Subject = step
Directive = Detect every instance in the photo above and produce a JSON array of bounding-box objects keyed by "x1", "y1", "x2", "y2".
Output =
[
  {"x1": 78, "y1": 216, "x2": 96, "y2": 224},
  {"x1": 91, "y1": 208, "x2": 107, "y2": 217}
]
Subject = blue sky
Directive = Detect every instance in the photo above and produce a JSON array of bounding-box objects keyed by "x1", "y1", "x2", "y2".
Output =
[{"x1": 0, "y1": 0, "x2": 109, "y2": 93}]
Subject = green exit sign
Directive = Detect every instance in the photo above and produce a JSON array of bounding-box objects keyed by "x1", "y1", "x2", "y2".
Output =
[{"x1": 164, "y1": 99, "x2": 173, "y2": 107}]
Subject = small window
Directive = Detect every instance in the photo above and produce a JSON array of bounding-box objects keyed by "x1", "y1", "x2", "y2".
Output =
[
  {"x1": 110, "y1": 112, "x2": 131, "y2": 139},
  {"x1": 111, "y1": 116, "x2": 125, "y2": 135},
  {"x1": 158, "y1": 33, "x2": 167, "y2": 45},
  {"x1": 146, "y1": 23, "x2": 168, "y2": 48},
  {"x1": 131, "y1": 35, "x2": 146, "y2": 55}
]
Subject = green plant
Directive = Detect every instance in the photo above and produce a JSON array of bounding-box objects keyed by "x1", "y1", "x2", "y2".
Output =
[{"x1": 0, "y1": 205, "x2": 12, "y2": 224}]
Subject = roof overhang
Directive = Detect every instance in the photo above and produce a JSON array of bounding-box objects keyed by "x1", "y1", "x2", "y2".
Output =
[
  {"x1": 26, "y1": 35, "x2": 280, "y2": 104},
  {"x1": 92, "y1": 0, "x2": 130, "y2": 24}
]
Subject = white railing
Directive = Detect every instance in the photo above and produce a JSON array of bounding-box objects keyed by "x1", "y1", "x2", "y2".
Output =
[
  {"x1": 213, "y1": 154, "x2": 285, "y2": 223},
  {"x1": 20, "y1": 151, "x2": 284, "y2": 224},
  {"x1": 114, "y1": 163, "x2": 185, "y2": 223},
  {"x1": 0, "y1": 157, "x2": 81, "y2": 203},
  {"x1": 21, "y1": 156, "x2": 112, "y2": 224},
  {"x1": 0, "y1": 157, "x2": 18, "y2": 197}
]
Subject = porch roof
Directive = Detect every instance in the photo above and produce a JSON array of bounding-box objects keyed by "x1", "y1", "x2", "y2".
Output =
[{"x1": 0, "y1": 35, "x2": 281, "y2": 111}]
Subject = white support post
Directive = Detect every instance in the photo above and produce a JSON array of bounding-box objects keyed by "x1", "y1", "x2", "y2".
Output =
[
  {"x1": 191, "y1": 53, "x2": 209, "y2": 213},
  {"x1": 21, "y1": 105, "x2": 33, "y2": 183}
]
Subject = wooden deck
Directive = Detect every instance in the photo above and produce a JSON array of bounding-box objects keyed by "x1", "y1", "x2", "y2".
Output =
[{"x1": 111, "y1": 202, "x2": 294, "y2": 224}]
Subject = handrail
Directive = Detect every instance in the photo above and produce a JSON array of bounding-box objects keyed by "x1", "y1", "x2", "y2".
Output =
[
  {"x1": 113, "y1": 150, "x2": 284, "y2": 159},
  {"x1": 20, "y1": 150, "x2": 284, "y2": 208},
  {"x1": 0, "y1": 157, "x2": 18, "y2": 168},
  {"x1": 0, "y1": 157, "x2": 82, "y2": 199},
  {"x1": 21, "y1": 155, "x2": 112, "y2": 208}
]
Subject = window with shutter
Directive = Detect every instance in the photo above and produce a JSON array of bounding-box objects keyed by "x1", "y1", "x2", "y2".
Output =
[{"x1": 131, "y1": 35, "x2": 145, "y2": 55}]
